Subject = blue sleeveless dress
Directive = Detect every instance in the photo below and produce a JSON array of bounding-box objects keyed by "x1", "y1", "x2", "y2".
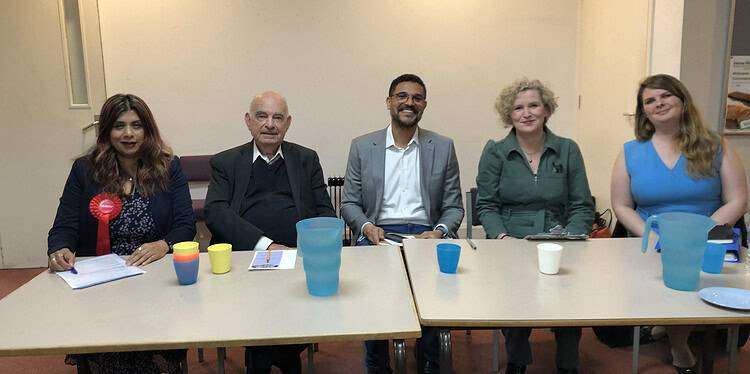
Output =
[{"x1": 624, "y1": 139, "x2": 722, "y2": 220}]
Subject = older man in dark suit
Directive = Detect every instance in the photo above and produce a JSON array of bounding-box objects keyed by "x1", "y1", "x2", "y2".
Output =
[{"x1": 205, "y1": 91, "x2": 335, "y2": 374}]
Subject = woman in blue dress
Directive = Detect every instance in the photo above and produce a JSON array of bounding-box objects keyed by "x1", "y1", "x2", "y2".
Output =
[{"x1": 611, "y1": 74, "x2": 747, "y2": 373}]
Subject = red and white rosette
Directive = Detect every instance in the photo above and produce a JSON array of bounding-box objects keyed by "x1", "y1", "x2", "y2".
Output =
[{"x1": 89, "y1": 193, "x2": 123, "y2": 256}]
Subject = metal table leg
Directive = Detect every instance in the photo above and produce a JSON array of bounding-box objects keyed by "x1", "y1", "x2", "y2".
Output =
[
  {"x1": 307, "y1": 343, "x2": 315, "y2": 374},
  {"x1": 439, "y1": 329, "x2": 453, "y2": 374},
  {"x1": 217, "y1": 347, "x2": 226, "y2": 374},
  {"x1": 632, "y1": 326, "x2": 640, "y2": 374},
  {"x1": 180, "y1": 352, "x2": 189, "y2": 374},
  {"x1": 393, "y1": 339, "x2": 406, "y2": 374},
  {"x1": 702, "y1": 325, "x2": 716, "y2": 374},
  {"x1": 492, "y1": 330, "x2": 501, "y2": 373},
  {"x1": 728, "y1": 325, "x2": 740, "y2": 374}
]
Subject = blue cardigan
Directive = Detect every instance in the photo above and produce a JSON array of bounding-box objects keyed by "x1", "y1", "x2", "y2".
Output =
[{"x1": 47, "y1": 156, "x2": 196, "y2": 256}]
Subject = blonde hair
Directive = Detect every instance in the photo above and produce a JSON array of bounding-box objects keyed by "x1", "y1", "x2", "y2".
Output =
[
  {"x1": 495, "y1": 78, "x2": 558, "y2": 127},
  {"x1": 635, "y1": 74, "x2": 721, "y2": 178}
]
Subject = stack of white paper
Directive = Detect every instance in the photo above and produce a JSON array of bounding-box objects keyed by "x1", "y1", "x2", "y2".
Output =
[{"x1": 56, "y1": 254, "x2": 145, "y2": 289}]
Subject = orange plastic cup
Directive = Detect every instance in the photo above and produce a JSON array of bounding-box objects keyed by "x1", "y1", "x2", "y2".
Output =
[{"x1": 173, "y1": 252, "x2": 199, "y2": 263}]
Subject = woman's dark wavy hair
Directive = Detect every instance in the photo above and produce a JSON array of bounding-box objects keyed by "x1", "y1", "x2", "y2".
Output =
[
  {"x1": 635, "y1": 74, "x2": 720, "y2": 178},
  {"x1": 90, "y1": 94, "x2": 172, "y2": 197}
]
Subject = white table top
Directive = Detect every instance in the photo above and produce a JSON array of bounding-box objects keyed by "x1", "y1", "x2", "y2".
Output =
[
  {"x1": 403, "y1": 238, "x2": 750, "y2": 327},
  {"x1": 0, "y1": 246, "x2": 421, "y2": 356}
]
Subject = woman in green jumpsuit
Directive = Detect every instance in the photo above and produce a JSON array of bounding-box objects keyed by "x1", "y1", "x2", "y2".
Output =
[{"x1": 476, "y1": 78, "x2": 594, "y2": 374}]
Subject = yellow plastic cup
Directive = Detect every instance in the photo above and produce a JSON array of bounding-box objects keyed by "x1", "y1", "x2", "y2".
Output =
[
  {"x1": 173, "y1": 241, "x2": 199, "y2": 255},
  {"x1": 207, "y1": 243, "x2": 232, "y2": 274}
]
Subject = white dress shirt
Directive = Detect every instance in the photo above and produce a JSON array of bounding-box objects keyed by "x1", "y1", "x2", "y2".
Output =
[
  {"x1": 377, "y1": 126, "x2": 429, "y2": 226},
  {"x1": 360, "y1": 127, "x2": 449, "y2": 239},
  {"x1": 253, "y1": 143, "x2": 284, "y2": 165},
  {"x1": 252, "y1": 143, "x2": 284, "y2": 251}
]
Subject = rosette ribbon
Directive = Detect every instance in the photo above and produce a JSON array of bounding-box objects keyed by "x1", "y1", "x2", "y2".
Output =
[{"x1": 89, "y1": 193, "x2": 123, "y2": 256}]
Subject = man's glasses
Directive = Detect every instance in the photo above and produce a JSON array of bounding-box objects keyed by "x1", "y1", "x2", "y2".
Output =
[{"x1": 391, "y1": 92, "x2": 426, "y2": 104}]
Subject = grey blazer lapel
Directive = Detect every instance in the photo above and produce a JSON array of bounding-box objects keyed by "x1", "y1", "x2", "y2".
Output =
[
  {"x1": 282, "y1": 142, "x2": 304, "y2": 217},
  {"x1": 419, "y1": 131, "x2": 435, "y2": 223},
  {"x1": 370, "y1": 130, "x2": 387, "y2": 218}
]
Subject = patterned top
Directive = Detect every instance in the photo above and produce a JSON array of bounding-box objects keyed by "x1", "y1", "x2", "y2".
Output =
[{"x1": 109, "y1": 191, "x2": 159, "y2": 255}]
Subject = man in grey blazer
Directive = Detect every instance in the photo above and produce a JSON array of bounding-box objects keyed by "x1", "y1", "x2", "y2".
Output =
[{"x1": 341, "y1": 74, "x2": 464, "y2": 374}]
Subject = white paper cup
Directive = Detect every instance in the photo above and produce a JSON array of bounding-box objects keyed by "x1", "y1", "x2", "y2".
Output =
[{"x1": 537, "y1": 243, "x2": 563, "y2": 274}]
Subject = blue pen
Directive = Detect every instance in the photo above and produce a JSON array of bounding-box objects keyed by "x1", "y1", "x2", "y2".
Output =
[{"x1": 66, "y1": 250, "x2": 78, "y2": 274}]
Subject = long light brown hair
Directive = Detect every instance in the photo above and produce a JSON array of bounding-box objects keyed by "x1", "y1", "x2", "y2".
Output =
[
  {"x1": 90, "y1": 94, "x2": 172, "y2": 197},
  {"x1": 635, "y1": 74, "x2": 721, "y2": 178}
]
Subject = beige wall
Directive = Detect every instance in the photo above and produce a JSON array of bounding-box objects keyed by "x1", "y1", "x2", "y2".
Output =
[
  {"x1": 575, "y1": 1, "x2": 649, "y2": 212},
  {"x1": 0, "y1": 0, "x2": 105, "y2": 267},
  {"x1": 680, "y1": 0, "x2": 750, "y2": 188},
  {"x1": 650, "y1": 0, "x2": 684, "y2": 77},
  {"x1": 97, "y1": 0, "x2": 581, "y2": 199},
  {"x1": 8, "y1": 0, "x2": 741, "y2": 268},
  {"x1": 680, "y1": 0, "x2": 731, "y2": 127},
  {"x1": 0, "y1": 2, "x2": 69, "y2": 267}
]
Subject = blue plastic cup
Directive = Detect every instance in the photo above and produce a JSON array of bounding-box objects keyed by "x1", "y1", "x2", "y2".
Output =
[
  {"x1": 297, "y1": 217, "x2": 344, "y2": 296},
  {"x1": 702, "y1": 242, "x2": 727, "y2": 274},
  {"x1": 436, "y1": 243, "x2": 461, "y2": 274},
  {"x1": 173, "y1": 258, "x2": 199, "y2": 285}
]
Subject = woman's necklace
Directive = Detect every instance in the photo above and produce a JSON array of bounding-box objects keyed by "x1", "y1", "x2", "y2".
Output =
[
  {"x1": 523, "y1": 150, "x2": 538, "y2": 163},
  {"x1": 520, "y1": 134, "x2": 545, "y2": 164},
  {"x1": 125, "y1": 176, "x2": 136, "y2": 195},
  {"x1": 522, "y1": 148, "x2": 543, "y2": 164}
]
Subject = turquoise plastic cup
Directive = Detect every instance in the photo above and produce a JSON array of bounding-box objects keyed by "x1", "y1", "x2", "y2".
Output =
[
  {"x1": 297, "y1": 217, "x2": 344, "y2": 296},
  {"x1": 436, "y1": 243, "x2": 461, "y2": 273}
]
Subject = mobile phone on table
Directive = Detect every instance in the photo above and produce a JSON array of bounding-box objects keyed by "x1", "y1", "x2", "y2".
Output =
[{"x1": 385, "y1": 232, "x2": 408, "y2": 243}]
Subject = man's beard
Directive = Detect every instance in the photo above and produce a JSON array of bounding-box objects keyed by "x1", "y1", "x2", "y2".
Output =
[{"x1": 391, "y1": 105, "x2": 422, "y2": 128}]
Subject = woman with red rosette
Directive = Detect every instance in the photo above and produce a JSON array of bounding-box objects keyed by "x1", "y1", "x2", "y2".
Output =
[{"x1": 47, "y1": 93, "x2": 195, "y2": 373}]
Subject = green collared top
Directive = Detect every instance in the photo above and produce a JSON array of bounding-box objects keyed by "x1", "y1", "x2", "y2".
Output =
[{"x1": 475, "y1": 127, "x2": 594, "y2": 239}]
